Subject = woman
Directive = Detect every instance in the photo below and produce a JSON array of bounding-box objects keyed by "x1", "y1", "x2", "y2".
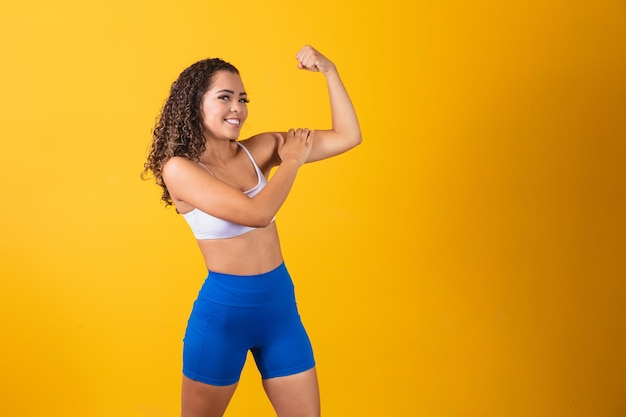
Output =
[{"x1": 143, "y1": 45, "x2": 361, "y2": 417}]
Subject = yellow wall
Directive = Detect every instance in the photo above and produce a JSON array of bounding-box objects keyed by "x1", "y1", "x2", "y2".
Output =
[{"x1": 1, "y1": 1, "x2": 625, "y2": 416}]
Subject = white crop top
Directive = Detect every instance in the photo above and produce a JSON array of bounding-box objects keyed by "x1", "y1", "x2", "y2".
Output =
[{"x1": 181, "y1": 142, "x2": 273, "y2": 240}]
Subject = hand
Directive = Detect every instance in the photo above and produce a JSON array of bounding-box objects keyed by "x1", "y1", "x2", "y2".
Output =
[
  {"x1": 295, "y1": 45, "x2": 336, "y2": 74},
  {"x1": 277, "y1": 128, "x2": 315, "y2": 166}
]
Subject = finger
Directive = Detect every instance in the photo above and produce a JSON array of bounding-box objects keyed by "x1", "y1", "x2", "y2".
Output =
[
  {"x1": 296, "y1": 45, "x2": 312, "y2": 60},
  {"x1": 297, "y1": 57, "x2": 310, "y2": 70},
  {"x1": 296, "y1": 50, "x2": 307, "y2": 68},
  {"x1": 296, "y1": 48, "x2": 318, "y2": 71},
  {"x1": 306, "y1": 56, "x2": 319, "y2": 71}
]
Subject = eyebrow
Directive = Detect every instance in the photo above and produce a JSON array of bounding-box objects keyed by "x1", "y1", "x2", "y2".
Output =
[{"x1": 215, "y1": 89, "x2": 247, "y2": 96}]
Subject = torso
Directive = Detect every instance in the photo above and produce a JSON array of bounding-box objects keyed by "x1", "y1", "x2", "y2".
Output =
[
  {"x1": 171, "y1": 135, "x2": 284, "y2": 275},
  {"x1": 195, "y1": 224, "x2": 284, "y2": 275}
]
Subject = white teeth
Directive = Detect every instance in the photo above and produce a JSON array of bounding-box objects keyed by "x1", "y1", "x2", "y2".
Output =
[{"x1": 226, "y1": 118, "x2": 240, "y2": 125}]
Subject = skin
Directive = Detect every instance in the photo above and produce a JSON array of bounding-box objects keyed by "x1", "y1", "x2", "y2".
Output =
[{"x1": 162, "y1": 45, "x2": 361, "y2": 417}]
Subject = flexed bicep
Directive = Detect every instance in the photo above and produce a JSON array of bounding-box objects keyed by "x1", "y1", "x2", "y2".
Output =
[{"x1": 294, "y1": 45, "x2": 362, "y2": 163}]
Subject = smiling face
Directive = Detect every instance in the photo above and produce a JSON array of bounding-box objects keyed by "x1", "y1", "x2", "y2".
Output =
[{"x1": 200, "y1": 70, "x2": 249, "y2": 141}]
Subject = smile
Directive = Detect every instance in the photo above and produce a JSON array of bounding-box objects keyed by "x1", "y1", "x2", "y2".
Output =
[{"x1": 225, "y1": 118, "x2": 241, "y2": 126}]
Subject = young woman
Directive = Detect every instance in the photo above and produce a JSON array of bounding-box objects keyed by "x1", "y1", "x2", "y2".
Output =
[{"x1": 143, "y1": 45, "x2": 361, "y2": 417}]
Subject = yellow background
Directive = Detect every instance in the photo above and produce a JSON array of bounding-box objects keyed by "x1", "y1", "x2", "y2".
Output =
[{"x1": 1, "y1": 1, "x2": 625, "y2": 416}]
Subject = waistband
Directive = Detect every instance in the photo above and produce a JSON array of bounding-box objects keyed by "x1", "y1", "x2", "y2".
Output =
[
  {"x1": 207, "y1": 261, "x2": 287, "y2": 280},
  {"x1": 199, "y1": 262, "x2": 294, "y2": 307}
]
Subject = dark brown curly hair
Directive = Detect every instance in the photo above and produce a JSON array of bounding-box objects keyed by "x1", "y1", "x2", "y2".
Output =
[{"x1": 141, "y1": 58, "x2": 240, "y2": 206}]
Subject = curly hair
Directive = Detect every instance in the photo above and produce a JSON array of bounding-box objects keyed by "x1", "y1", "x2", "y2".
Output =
[{"x1": 141, "y1": 58, "x2": 240, "y2": 206}]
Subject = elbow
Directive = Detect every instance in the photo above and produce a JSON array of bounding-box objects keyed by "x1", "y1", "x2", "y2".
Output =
[
  {"x1": 246, "y1": 209, "x2": 276, "y2": 228},
  {"x1": 260, "y1": 218, "x2": 275, "y2": 228},
  {"x1": 349, "y1": 132, "x2": 362, "y2": 149},
  {"x1": 249, "y1": 218, "x2": 274, "y2": 229}
]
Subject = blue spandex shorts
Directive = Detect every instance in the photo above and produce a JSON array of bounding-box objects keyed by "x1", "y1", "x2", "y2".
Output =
[{"x1": 182, "y1": 262, "x2": 315, "y2": 386}]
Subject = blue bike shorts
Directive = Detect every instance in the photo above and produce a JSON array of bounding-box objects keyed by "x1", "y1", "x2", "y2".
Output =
[{"x1": 182, "y1": 262, "x2": 315, "y2": 386}]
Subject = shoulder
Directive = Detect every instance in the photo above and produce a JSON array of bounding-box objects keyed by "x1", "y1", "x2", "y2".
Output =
[
  {"x1": 162, "y1": 156, "x2": 208, "y2": 187},
  {"x1": 162, "y1": 156, "x2": 215, "y2": 210},
  {"x1": 163, "y1": 156, "x2": 194, "y2": 177},
  {"x1": 239, "y1": 132, "x2": 282, "y2": 170}
]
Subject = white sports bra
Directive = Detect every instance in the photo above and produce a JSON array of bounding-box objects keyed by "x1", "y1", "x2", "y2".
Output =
[{"x1": 181, "y1": 142, "x2": 273, "y2": 240}]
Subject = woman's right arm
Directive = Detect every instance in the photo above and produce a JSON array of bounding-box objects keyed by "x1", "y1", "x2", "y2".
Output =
[{"x1": 162, "y1": 128, "x2": 314, "y2": 227}]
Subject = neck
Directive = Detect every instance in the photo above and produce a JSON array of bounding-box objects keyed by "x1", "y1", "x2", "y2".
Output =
[{"x1": 199, "y1": 139, "x2": 239, "y2": 166}]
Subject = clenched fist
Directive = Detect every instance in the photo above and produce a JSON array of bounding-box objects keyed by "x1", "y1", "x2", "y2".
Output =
[{"x1": 295, "y1": 45, "x2": 336, "y2": 74}]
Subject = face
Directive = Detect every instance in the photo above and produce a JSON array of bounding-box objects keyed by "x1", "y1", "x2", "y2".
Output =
[{"x1": 200, "y1": 70, "x2": 249, "y2": 141}]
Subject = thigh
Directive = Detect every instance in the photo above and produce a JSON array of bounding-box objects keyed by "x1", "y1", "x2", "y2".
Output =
[
  {"x1": 181, "y1": 376, "x2": 238, "y2": 417},
  {"x1": 183, "y1": 300, "x2": 249, "y2": 386},
  {"x1": 262, "y1": 368, "x2": 320, "y2": 417},
  {"x1": 251, "y1": 301, "x2": 315, "y2": 379}
]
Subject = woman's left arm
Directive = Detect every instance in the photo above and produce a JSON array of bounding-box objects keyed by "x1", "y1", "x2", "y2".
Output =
[
  {"x1": 244, "y1": 45, "x2": 361, "y2": 168},
  {"x1": 296, "y1": 45, "x2": 362, "y2": 162}
]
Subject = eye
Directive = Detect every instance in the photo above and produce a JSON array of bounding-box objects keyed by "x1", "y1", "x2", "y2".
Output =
[
  {"x1": 239, "y1": 98, "x2": 250, "y2": 104},
  {"x1": 218, "y1": 95, "x2": 231, "y2": 101}
]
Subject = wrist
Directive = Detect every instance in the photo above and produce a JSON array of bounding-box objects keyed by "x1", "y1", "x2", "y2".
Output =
[
  {"x1": 280, "y1": 158, "x2": 302, "y2": 169},
  {"x1": 321, "y1": 64, "x2": 338, "y2": 76}
]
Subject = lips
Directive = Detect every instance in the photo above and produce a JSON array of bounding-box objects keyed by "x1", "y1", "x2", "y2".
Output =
[{"x1": 225, "y1": 118, "x2": 241, "y2": 126}]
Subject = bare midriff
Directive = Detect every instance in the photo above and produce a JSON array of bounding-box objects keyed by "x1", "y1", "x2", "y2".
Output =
[{"x1": 195, "y1": 222, "x2": 284, "y2": 275}]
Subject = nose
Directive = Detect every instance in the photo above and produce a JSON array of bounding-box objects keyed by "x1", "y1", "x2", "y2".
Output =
[{"x1": 230, "y1": 101, "x2": 243, "y2": 113}]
